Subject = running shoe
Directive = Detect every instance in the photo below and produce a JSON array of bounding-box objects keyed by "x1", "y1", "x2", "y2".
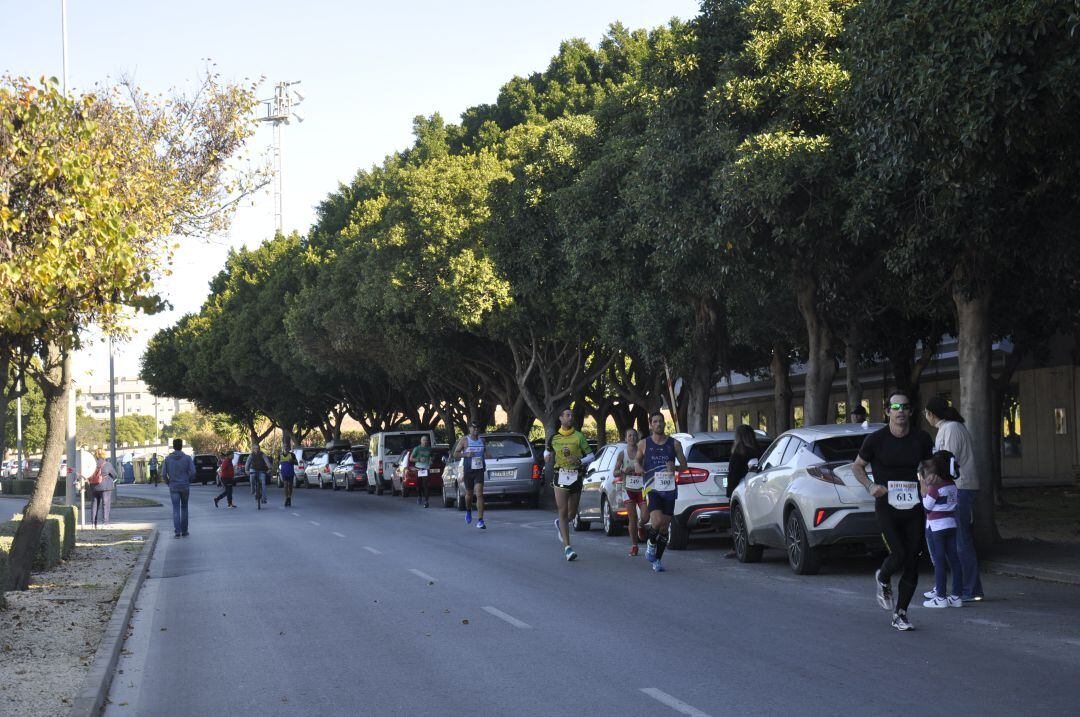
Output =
[
  {"x1": 947, "y1": 595, "x2": 963, "y2": 608},
  {"x1": 874, "y1": 569, "x2": 893, "y2": 610},
  {"x1": 652, "y1": 560, "x2": 665, "y2": 573},
  {"x1": 923, "y1": 588, "x2": 938, "y2": 600},
  {"x1": 891, "y1": 610, "x2": 914, "y2": 631},
  {"x1": 564, "y1": 546, "x2": 577, "y2": 562},
  {"x1": 424, "y1": 501, "x2": 429, "y2": 508},
  {"x1": 629, "y1": 545, "x2": 639, "y2": 557},
  {"x1": 214, "y1": 497, "x2": 220, "y2": 508},
  {"x1": 465, "y1": 510, "x2": 472, "y2": 525},
  {"x1": 922, "y1": 596, "x2": 948, "y2": 609},
  {"x1": 477, "y1": 519, "x2": 486, "y2": 530},
  {"x1": 645, "y1": 541, "x2": 657, "y2": 563}
]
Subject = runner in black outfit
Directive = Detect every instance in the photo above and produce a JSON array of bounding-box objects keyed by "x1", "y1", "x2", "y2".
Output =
[{"x1": 852, "y1": 391, "x2": 933, "y2": 631}]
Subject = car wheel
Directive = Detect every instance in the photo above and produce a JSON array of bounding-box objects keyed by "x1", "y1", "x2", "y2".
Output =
[
  {"x1": 443, "y1": 486, "x2": 453, "y2": 508},
  {"x1": 401, "y1": 483, "x2": 410, "y2": 499},
  {"x1": 455, "y1": 483, "x2": 465, "y2": 511},
  {"x1": 785, "y1": 510, "x2": 822, "y2": 575},
  {"x1": 332, "y1": 478, "x2": 340, "y2": 491},
  {"x1": 367, "y1": 478, "x2": 376, "y2": 495},
  {"x1": 732, "y1": 504, "x2": 763, "y2": 563},
  {"x1": 667, "y1": 519, "x2": 690, "y2": 550},
  {"x1": 345, "y1": 479, "x2": 353, "y2": 492},
  {"x1": 572, "y1": 513, "x2": 590, "y2": 532},
  {"x1": 527, "y1": 492, "x2": 540, "y2": 510},
  {"x1": 602, "y1": 496, "x2": 621, "y2": 537}
]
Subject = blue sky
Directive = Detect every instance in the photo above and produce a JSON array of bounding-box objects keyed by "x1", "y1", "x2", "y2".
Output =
[{"x1": 2, "y1": 0, "x2": 700, "y2": 387}]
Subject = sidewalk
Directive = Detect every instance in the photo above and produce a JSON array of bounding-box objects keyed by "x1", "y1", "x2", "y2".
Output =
[{"x1": 984, "y1": 538, "x2": 1080, "y2": 586}]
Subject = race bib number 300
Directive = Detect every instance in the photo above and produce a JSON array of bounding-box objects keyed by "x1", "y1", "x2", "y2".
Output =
[
  {"x1": 887, "y1": 480, "x2": 919, "y2": 509},
  {"x1": 557, "y1": 469, "x2": 579, "y2": 487},
  {"x1": 653, "y1": 471, "x2": 676, "y2": 492},
  {"x1": 624, "y1": 474, "x2": 644, "y2": 491}
]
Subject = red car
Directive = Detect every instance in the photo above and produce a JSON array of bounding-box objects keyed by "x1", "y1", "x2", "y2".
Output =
[{"x1": 392, "y1": 447, "x2": 448, "y2": 498}]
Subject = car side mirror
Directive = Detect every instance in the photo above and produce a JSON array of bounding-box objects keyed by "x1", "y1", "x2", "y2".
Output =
[{"x1": 747, "y1": 458, "x2": 760, "y2": 472}]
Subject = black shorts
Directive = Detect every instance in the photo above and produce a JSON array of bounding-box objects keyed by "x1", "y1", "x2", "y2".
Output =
[
  {"x1": 281, "y1": 475, "x2": 295, "y2": 485},
  {"x1": 464, "y1": 470, "x2": 484, "y2": 491},
  {"x1": 647, "y1": 491, "x2": 677, "y2": 516}
]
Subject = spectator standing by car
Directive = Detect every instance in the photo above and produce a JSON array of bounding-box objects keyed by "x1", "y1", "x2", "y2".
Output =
[
  {"x1": 641, "y1": 411, "x2": 688, "y2": 573},
  {"x1": 918, "y1": 450, "x2": 964, "y2": 609},
  {"x1": 545, "y1": 408, "x2": 595, "y2": 561},
  {"x1": 411, "y1": 435, "x2": 433, "y2": 508},
  {"x1": 246, "y1": 445, "x2": 271, "y2": 505},
  {"x1": 149, "y1": 453, "x2": 160, "y2": 487},
  {"x1": 924, "y1": 396, "x2": 984, "y2": 602},
  {"x1": 162, "y1": 438, "x2": 195, "y2": 538},
  {"x1": 850, "y1": 405, "x2": 870, "y2": 428},
  {"x1": 852, "y1": 391, "x2": 933, "y2": 631},
  {"x1": 725, "y1": 425, "x2": 761, "y2": 558},
  {"x1": 453, "y1": 423, "x2": 488, "y2": 529},
  {"x1": 88, "y1": 449, "x2": 117, "y2": 529},
  {"x1": 613, "y1": 427, "x2": 645, "y2": 556},
  {"x1": 214, "y1": 451, "x2": 236, "y2": 508},
  {"x1": 279, "y1": 452, "x2": 296, "y2": 507}
]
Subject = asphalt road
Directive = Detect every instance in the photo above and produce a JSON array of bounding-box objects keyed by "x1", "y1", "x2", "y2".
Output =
[{"x1": 103, "y1": 483, "x2": 1080, "y2": 717}]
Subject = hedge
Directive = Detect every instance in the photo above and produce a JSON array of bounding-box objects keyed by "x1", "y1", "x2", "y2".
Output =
[
  {"x1": 0, "y1": 515, "x2": 62, "y2": 572},
  {"x1": 49, "y1": 505, "x2": 78, "y2": 559}
]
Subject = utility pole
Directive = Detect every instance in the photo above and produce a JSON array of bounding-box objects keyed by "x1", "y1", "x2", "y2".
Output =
[
  {"x1": 109, "y1": 340, "x2": 117, "y2": 471},
  {"x1": 259, "y1": 81, "x2": 304, "y2": 234},
  {"x1": 62, "y1": 0, "x2": 77, "y2": 506},
  {"x1": 15, "y1": 373, "x2": 23, "y2": 479}
]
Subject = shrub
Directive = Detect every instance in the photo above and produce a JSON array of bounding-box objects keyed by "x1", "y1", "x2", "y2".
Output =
[
  {"x1": 49, "y1": 506, "x2": 77, "y2": 559},
  {"x1": 1, "y1": 515, "x2": 62, "y2": 571}
]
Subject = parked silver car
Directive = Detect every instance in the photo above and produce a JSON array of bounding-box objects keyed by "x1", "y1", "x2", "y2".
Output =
[
  {"x1": 574, "y1": 442, "x2": 630, "y2": 535},
  {"x1": 442, "y1": 432, "x2": 541, "y2": 509}
]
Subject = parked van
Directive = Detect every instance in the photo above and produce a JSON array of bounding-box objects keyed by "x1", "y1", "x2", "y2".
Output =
[{"x1": 366, "y1": 430, "x2": 436, "y2": 495}]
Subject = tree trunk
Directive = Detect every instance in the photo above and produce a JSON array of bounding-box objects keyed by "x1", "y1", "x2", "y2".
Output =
[
  {"x1": 954, "y1": 284, "x2": 998, "y2": 554},
  {"x1": 771, "y1": 345, "x2": 793, "y2": 434},
  {"x1": 0, "y1": 352, "x2": 9, "y2": 457},
  {"x1": 281, "y1": 427, "x2": 294, "y2": 453},
  {"x1": 506, "y1": 394, "x2": 530, "y2": 434},
  {"x1": 796, "y1": 278, "x2": 837, "y2": 427},
  {"x1": 8, "y1": 342, "x2": 68, "y2": 591}
]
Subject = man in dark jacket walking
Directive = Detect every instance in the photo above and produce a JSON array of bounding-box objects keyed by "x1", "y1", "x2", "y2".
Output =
[{"x1": 162, "y1": 438, "x2": 196, "y2": 538}]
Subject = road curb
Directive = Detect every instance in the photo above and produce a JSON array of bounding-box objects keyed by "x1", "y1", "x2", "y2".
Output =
[
  {"x1": 982, "y1": 560, "x2": 1080, "y2": 586},
  {"x1": 68, "y1": 528, "x2": 159, "y2": 717}
]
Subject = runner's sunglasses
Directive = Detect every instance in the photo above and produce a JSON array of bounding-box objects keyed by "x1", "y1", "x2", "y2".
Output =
[{"x1": 888, "y1": 402, "x2": 912, "y2": 411}]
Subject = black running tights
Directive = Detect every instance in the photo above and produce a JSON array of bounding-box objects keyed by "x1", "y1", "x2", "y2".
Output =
[{"x1": 877, "y1": 503, "x2": 924, "y2": 612}]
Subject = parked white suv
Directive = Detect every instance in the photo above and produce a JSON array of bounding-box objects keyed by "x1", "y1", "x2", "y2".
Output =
[
  {"x1": 366, "y1": 430, "x2": 436, "y2": 495},
  {"x1": 730, "y1": 423, "x2": 885, "y2": 574}
]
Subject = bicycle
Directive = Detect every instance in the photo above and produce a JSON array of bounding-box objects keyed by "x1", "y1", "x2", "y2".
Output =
[{"x1": 254, "y1": 472, "x2": 263, "y2": 510}]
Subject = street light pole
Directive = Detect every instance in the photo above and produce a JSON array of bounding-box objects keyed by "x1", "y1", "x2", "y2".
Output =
[
  {"x1": 109, "y1": 340, "x2": 117, "y2": 470},
  {"x1": 259, "y1": 81, "x2": 304, "y2": 235},
  {"x1": 15, "y1": 373, "x2": 23, "y2": 479}
]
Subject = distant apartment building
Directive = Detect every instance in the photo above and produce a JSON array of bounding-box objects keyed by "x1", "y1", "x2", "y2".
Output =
[{"x1": 78, "y1": 376, "x2": 195, "y2": 429}]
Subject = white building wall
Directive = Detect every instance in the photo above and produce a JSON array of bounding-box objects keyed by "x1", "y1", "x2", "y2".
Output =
[{"x1": 78, "y1": 377, "x2": 195, "y2": 429}]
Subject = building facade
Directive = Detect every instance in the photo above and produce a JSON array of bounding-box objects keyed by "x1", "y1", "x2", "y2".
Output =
[
  {"x1": 78, "y1": 376, "x2": 195, "y2": 430},
  {"x1": 706, "y1": 338, "x2": 1079, "y2": 486}
]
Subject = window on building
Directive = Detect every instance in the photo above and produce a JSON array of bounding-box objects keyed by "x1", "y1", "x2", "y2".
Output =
[
  {"x1": 758, "y1": 412, "x2": 768, "y2": 433},
  {"x1": 1054, "y1": 408, "x2": 1067, "y2": 435},
  {"x1": 1002, "y1": 384, "x2": 1022, "y2": 457},
  {"x1": 793, "y1": 406, "x2": 805, "y2": 428},
  {"x1": 710, "y1": 414, "x2": 720, "y2": 431},
  {"x1": 836, "y1": 401, "x2": 847, "y2": 424},
  {"x1": 726, "y1": 413, "x2": 735, "y2": 431},
  {"x1": 135, "y1": 394, "x2": 141, "y2": 399},
  {"x1": 740, "y1": 410, "x2": 751, "y2": 427}
]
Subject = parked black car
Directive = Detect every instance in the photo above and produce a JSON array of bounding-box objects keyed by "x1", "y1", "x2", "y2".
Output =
[{"x1": 193, "y1": 454, "x2": 219, "y2": 485}]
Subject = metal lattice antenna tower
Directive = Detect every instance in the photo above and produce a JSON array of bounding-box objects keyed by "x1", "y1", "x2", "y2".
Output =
[{"x1": 259, "y1": 81, "x2": 305, "y2": 234}]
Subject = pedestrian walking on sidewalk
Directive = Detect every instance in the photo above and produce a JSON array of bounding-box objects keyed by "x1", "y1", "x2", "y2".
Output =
[
  {"x1": 852, "y1": 391, "x2": 933, "y2": 631},
  {"x1": 919, "y1": 450, "x2": 964, "y2": 609},
  {"x1": 279, "y1": 452, "x2": 295, "y2": 507},
  {"x1": 88, "y1": 449, "x2": 117, "y2": 528},
  {"x1": 924, "y1": 397, "x2": 984, "y2": 602},
  {"x1": 214, "y1": 451, "x2": 236, "y2": 508},
  {"x1": 162, "y1": 438, "x2": 195, "y2": 538},
  {"x1": 149, "y1": 453, "x2": 159, "y2": 487}
]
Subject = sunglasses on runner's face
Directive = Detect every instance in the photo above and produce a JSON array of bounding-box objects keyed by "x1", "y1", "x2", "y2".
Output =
[{"x1": 889, "y1": 403, "x2": 912, "y2": 412}]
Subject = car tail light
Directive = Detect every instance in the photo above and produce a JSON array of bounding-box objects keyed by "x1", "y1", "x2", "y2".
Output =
[
  {"x1": 806, "y1": 465, "x2": 844, "y2": 485},
  {"x1": 531, "y1": 464, "x2": 541, "y2": 481},
  {"x1": 377, "y1": 460, "x2": 383, "y2": 476},
  {"x1": 675, "y1": 468, "x2": 709, "y2": 485}
]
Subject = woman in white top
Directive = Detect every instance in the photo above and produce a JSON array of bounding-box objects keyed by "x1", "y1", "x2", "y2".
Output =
[
  {"x1": 923, "y1": 396, "x2": 984, "y2": 601},
  {"x1": 89, "y1": 449, "x2": 118, "y2": 528},
  {"x1": 613, "y1": 428, "x2": 646, "y2": 556}
]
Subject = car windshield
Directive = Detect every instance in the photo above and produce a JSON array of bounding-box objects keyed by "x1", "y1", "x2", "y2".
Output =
[
  {"x1": 483, "y1": 436, "x2": 532, "y2": 459},
  {"x1": 328, "y1": 450, "x2": 349, "y2": 463},
  {"x1": 812, "y1": 435, "x2": 867, "y2": 462},
  {"x1": 686, "y1": 441, "x2": 733, "y2": 462},
  {"x1": 383, "y1": 434, "x2": 427, "y2": 455},
  {"x1": 300, "y1": 448, "x2": 322, "y2": 460}
]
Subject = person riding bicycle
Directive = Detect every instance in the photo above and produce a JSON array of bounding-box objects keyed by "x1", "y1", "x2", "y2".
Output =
[{"x1": 246, "y1": 445, "x2": 271, "y2": 505}]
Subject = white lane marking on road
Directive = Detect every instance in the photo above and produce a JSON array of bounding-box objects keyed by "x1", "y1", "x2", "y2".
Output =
[
  {"x1": 409, "y1": 569, "x2": 436, "y2": 582},
  {"x1": 309, "y1": 521, "x2": 320, "y2": 526},
  {"x1": 333, "y1": 532, "x2": 346, "y2": 538},
  {"x1": 824, "y1": 587, "x2": 857, "y2": 597},
  {"x1": 640, "y1": 688, "x2": 712, "y2": 717},
  {"x1": 482, "y1": 606, "x2": 531, "y2": 629},
  {"x1": 363, "y1": 546, "x2": 382, "y2": 554},
  {"x1": 291, "y1": 512, "x2": 300, "y2": 517}
]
